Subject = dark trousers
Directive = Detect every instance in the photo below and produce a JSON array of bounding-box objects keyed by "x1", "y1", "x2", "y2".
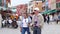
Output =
[
  {"x1": 56, "y1": 20, "x2": 58, "y2": 24},
  {"x1": 22, "y1": 27, "x2": 30, "y2": 34},
  {"x1": 47, "y1": 20, "x2": 49, "y2": 24},
  {"x1": 33, "y1": 26, "x2": 41, "y2": 34}
]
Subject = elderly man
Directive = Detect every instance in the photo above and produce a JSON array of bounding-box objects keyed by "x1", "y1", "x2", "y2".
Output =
[{"x1": 32, "y1": 7, "x2": 44, "y2": 34}]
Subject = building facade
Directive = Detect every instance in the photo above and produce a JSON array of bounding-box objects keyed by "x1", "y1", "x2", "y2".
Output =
[
  {"x1": 48, "y1": 0, "x2": 56, "y2": 10},
  {"x1": 16, "y1": 4, "x2": 27, "y2": 16},
  {"x1": 33, "y1": 1, "x2": 43, "y2": 12},
  {"x1": 56, "y1": 0, "x2": 60, "y2": 9},
  {"x1": 28, "y1": 1, "x2": 43, "y2": 13},
  {"x1": 1, "y1": 0, "x2": 11, "y2": 7}
]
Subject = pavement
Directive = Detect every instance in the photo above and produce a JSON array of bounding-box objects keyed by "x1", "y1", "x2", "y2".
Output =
[
  {"x1": 42, "y1": 22, "x2": 60, "y2": 34},
  {"x1": 0, "y1": 22, "x2": 60, "y2": 34}
]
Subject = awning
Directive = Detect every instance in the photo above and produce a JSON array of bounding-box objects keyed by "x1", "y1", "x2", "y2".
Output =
[{"x1": 42, "y1": 9, "x2": 57, "y2": 15}]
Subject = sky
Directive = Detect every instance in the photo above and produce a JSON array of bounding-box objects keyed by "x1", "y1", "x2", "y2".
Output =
[{"x1": 9, "y1": 0, "x2": 32, "y2": 7}]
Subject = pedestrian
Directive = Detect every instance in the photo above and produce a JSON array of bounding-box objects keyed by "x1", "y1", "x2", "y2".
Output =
[
  {"x1": 8, "y1": 17, "x2": 12, "y2": 27},
  {"x1": 46, "y1": 14, "x2": 50, "y2": 24},
  {"x1": 53, "y1": 13, "x2": 58, "y2": 24},
  {"x1": 32, "y1": 7, "x2": 44, "y2": 34},
  {"x1": 58, "y1": 12, "x2": 60, "y2": 22},
  {"x1": 28, "y1": 13, "x2": 34, "y2": 20},
  {"x1": 12, "y1": 17, "x2": 18, "y2": 28},
  {"x1": 20, "y1": 13, "x2": 31, "y2": 34},
  {"x1": 42, "y1": 14, "x2": 46, "y2": 22}
]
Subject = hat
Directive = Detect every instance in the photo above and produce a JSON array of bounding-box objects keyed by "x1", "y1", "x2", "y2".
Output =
[{"x1": 34, "y1": 7, "x2": 39, "y2": 11}]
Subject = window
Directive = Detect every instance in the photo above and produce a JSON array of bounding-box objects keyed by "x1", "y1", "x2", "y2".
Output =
[
  {"x1": 56, "y1": 3, "x2": 60, "y2": 8},
  {"x1": 0, "y1": 0, "x2": 2, "y2": 6},
  {"x1": 42, "y1": 6, "x2": 45, "y2": 10},
  {"x1": 56, "y1": 3, "x2": 58, "y2": 8},
  {"x1": 59, "y1": 3, "x2": 60, "y2": 7}
]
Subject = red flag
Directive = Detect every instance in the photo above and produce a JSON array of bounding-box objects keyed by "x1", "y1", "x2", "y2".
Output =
[{"x1": 16, "y1": 6, "x2": 21, "y2": 16}]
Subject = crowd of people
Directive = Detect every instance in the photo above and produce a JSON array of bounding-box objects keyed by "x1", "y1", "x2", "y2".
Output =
[
  {"x1": 0, "y1": 8, "x2": 60, "y2": 34},
  {"x1": 43, "y1": 11, "x2": 60, "y2": 24},
  {"x1": 0, "y1": 10, "x2": 18, "y2": 28},
  {"x1": 0, "y1": 8, "x2": 44, "y2": 34}
]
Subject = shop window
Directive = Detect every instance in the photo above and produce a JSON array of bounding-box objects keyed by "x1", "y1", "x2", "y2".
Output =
[
  {"x1": 59, "y1": 3, "x2": 60, "y2": 8},
  {"x1": 56, "y1": 3, "x2": 60, "y2": 8},
  {"x1": 56, "y1": 3, "x2": 59, "y2": 8}
]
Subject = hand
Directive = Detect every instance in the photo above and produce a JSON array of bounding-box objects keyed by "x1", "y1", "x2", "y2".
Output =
[
  {"x1": 39, "y1": 25, "x2": 42, "y2": 28},
  {"x1": 20, "y1": 27, "x2": 22, "y2": 32},
  {"x1": 31, "y1": 24, "x2": 35, "y2": 27},
  {"x1": 28, "y1": 23, "x2": 30, "y2": 27}
]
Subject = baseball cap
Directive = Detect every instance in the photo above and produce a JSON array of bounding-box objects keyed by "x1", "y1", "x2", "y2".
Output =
[{"x1": 34, "y1": 7, "x2": 39, "y2": 11}]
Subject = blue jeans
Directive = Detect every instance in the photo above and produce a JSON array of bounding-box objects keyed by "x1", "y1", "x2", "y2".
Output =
[{"x1": 22, "y1": 27, "x2": 30, "y2": 34}]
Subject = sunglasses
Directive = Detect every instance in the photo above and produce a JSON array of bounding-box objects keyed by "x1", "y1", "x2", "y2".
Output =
[{"x1": 34, "y1": 10, "x2": 37, "y2": 11}]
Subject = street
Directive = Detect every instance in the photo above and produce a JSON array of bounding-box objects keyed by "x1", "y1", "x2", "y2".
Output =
[
  {"x1": 0, "y1": 22, "x2": 60, "y2": 34},
  {"x1": 0, "y1": 0, "x2": 60, "y2": 34}
]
